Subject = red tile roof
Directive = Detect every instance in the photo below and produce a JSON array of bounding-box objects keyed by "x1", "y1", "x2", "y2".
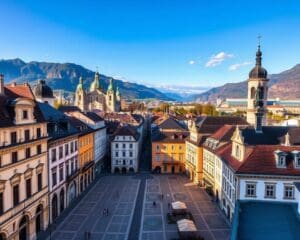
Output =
[
  {"x1": 219, "y1": 144, "x2": 300, "y2": 176},
  {"x1": 5, "y1": 83, "x2": 35, "y2": 100}
]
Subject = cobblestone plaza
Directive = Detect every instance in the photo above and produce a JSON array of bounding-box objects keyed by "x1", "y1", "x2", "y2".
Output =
[{"x1": 49, "y1": 175, "x2": 230, "y2": 240}]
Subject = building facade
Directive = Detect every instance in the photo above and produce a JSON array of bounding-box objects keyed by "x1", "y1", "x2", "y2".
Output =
[
  {"x1": 38, "y1": 102, "x2": 79, "y2": 224},
  {"x1": 111, "y1": 126, "x2": 140, "y2": 173},
  {"x1": 0, "y1": 79, "x2": 49, "y2": 240},
  {"x1": 74, "y1": 72, "x2": 121, "y2": 113},
  {"x1": 151, "y1": 116, "x2": 188, "y2": 173}
]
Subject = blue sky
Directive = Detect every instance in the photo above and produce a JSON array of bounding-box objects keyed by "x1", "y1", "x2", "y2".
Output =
[{"x1": 1, "y1": 0, "x2": 300, "y2": 89}]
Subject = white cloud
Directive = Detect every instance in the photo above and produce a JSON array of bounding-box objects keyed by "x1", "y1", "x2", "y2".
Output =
[
  {"x1": 189, "y1": 60, "x2": 195, "y2": 65},
  {"x1": 229, "y1": 61, "x2": 252, "y2": 71},
  {"x1": 205, "y1": 52, "x2": 234, "y2": 67}
]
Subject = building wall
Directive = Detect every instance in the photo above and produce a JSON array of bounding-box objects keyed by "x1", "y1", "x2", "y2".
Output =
[
  {"x1": 152, "y1": 142, "x2": 185, "y2": 173},
  {"x1": 111, "y1": 136, "x2": 139, "y2": 173},
  {"x1": 185, "y1": 141, "x2": 203, "y2": 183},
  {"x1": 48, "y1": 136, "x2": 78, "y2": 223},
  {"x1": 0, "y1": 124, "x2": 49, "y2": 240},
  {"x1": 239, "y1": 177, "x2": 299, "y2": 203},
  {"x1": 78, "y1": 132, "x2": 94, "y2": 194}
]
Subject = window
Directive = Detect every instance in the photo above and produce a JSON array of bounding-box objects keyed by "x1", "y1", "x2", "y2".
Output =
[
  {"x1": 297, "y1": 157, "x2": 300, "y2": 168},
  {"x1": 129, "y1": 143, "x2": 133, "y2": 149},
  {"x1": 23, "y1": 110, "x2": 28, "y2": 119},
  {"x1": 25, "y1": 147, "x2": 31, "y2": 158},
  {"x1": 12, "y1": 151, "x2": 18, "y2": 163},
  {"x1": 13, "y1": 185, "x2": 19, "y2": 207},
  {"x1": 235, "y1": 145, "x2": 240, "y2": 158},
  {"x1": 179, "y1": 145, "x2": 182, "y2": 150},
  {"x1": 74, "y1": 141, "x2": 77, "y2": 151},
  {"x1": 0, "y1": 192, "x2": 3, "y2": 215},
  {"x1": 37, "y1": 144, "x2": 42, "y2": 154},
  {"x1": 59, "y1": 146, "x2": 63, "y2": 159},
  {"x1": 122, "y1": 151, "x2": 126, "y2": 157},
  {"x1": 51, "y1": 149, "x2": 56, "y2": 162},
  {"x1": 116, "y1": 152, "x2": 119, "y2": 157},
  {"x1": 129, "y1": 152, "x2": 133, "y2": 157},
  {"x1": 116, "y1": 143, "x2": 119, "y2": 148},
  {"x1": 70, "y1": 142, "x2": 74, "y2": 153},
  {"x1": 36, "y1": 128, "x2": 41, "y2": 138},
  {"x1": 171, "y1": 145, "x2": 174, "y2": 151},
  {"x1": 156, "y1": 155, "x2": 160, "y2": 161},
  {"x1": 123, "y1": 143, "x2": 126, "y2": 148},
  {"x1": 265, "y1": 184, "x2": 276, "y2": 198},
  {"x1": 37, "y1": 173, "x2": 42, "y2": 191},
  {"x1": 65, "y1": 161, "x2": 69, "y2": 177},
  {"x1": 59, "y1": 165, "x2": 64, "y2": 182},
  {"x1": 130, "y1": 160, "x2": 133, "y2": 165},
  {"x1": 123, "y1": 159, "x2": 126, "y2": 165},
  {"x1": 26, "y1": 178, "x2": 32, "y2": 198},
  {"x1": 10, "y1": 131, "x2": 17, "y2": 144},
  {"x1": 156, "y1": 145, "x2": 160, "y2": 151},
  {"x1": 246, "y1": 183, "x2": 256, "y2": 197},
  {"x1": 278, "y1": 156, "x2": 286, "y2": 167},
  {"x1": 24, "y1": 130, "x2": 30, "y2": 141},
  {"x1": 65, "y1": 144, "x2": 69, "y2": 156},
  {"x1": 284, "y1": 186, "x2": 294, "y2": 199},
  {"x1": 52, "y1": 169, "x2": 57, "y2": 187}
]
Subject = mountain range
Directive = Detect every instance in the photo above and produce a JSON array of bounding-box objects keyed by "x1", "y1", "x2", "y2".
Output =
[
  {"x1": 0, "y1": 58, "x2": 172, "y2": 100},
  {"x1": 194, "y1": 64, "x2": 300, "y2": 102}
]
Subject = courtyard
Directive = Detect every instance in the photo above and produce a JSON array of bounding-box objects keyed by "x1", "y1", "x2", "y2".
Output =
[{"x1": 49, "y1": 175, "x2": 230, "y2": 240}]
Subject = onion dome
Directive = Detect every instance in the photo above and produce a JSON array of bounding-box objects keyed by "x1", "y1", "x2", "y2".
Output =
[
  {"x1": 90, "y1": 71, "x2": 101, "y2": 92},
  {"x1": 249, "y1": 45, "x2": 268, "y2": 79},
  {"x1": 33, "y1": 80, "x2": 54, "y2": 98},
  {"x1": 76, "y1": 76, "x2": 84, "y2": 92}
]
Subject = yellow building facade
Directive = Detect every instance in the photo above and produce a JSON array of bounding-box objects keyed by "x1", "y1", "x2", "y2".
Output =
[{"x1": 78, "y1": 129, "x2": 95, "y2": 194}]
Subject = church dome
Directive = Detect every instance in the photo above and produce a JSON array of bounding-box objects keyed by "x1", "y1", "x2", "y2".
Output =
[
  {"x1": 33, "y1": 80, "x2": 54, "y2": 98},
  {"x1": 249, "y1": 46, "x2": 268, "y2": 79}
]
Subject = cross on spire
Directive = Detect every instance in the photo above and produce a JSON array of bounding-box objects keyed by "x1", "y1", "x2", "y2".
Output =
[{"x1": 258, "y1": 35, "x2": 262, "y2": 47}]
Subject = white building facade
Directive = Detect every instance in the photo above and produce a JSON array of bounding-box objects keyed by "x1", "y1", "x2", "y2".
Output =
[{"x1": 111, "y1": 127, "x2": 140, "y2": 173}]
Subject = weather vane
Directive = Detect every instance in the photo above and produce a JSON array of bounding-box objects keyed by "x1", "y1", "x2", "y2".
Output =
[{"x1": 258, "y1": 35, "x2": 262, "y2": 46}]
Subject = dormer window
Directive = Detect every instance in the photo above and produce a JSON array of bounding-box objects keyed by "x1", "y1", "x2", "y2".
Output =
[
  {"x1": 292, "y1": 150, "x2": 300, "y2": 168},
  {"x1": 235, "y1": 145, "x2": 240, "y2": 158},
  {"x1": 23, "y1": 110, "x2": 28, "y2": 119},
  {"x1": 274, "y1": 150, "x2": 287, "y2": 168}
]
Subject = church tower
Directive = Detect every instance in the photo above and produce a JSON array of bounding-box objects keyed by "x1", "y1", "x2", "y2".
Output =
[
  {"x1": 106, "y1": 78, "x2": 116, "y2": 112},
  {"x1": 75, "y1": 76, "x2": 86, "y2": 112},
  {"x1": 246, "y1": 43, "x2": 269, "y2": 131},
  {"x1": 90, "y1": 71, "x2": 101, "y2": 92}
]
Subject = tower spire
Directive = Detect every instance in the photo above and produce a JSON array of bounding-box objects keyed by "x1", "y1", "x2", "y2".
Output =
[{"x1": 256, "y1": 35, "x2": 262, "y2": 66}]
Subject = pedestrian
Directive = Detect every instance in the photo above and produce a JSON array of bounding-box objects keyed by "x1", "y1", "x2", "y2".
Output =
[
  {"x1": 102, "y1": 208, "x2": 106, "y2": 216},
  {"x1": 84, "y1": 231, "x2": 88, "y2": 240},
  {"x1": 168, "y1": 202, "x2": 171, "y2": 210},
  {"x1": 88, "y1": 231, "x2": 91, "y2": 239},
  {"x1": 106, "y1": 208, "x2": 109, "y2": 216},
  {"x1": 161, "y1": 194, "x2": 164, "y2": 200},
  {"x1": 153, "y1": 201, "x2": 156, "y2": 207}
]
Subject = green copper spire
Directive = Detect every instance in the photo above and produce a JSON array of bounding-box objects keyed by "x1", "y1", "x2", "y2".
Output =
[
  {"x1": 116, "y1": 86, "x2": 120, "y2": 97},
  {"x1": 107, "y1": 78, "x2": 114, "y2": 92},
  {"x1": 76, "y1": 76, "x2": 84, "y2": 91}
]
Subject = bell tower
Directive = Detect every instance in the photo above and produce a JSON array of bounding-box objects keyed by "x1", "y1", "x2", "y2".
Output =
[
  {"x1": 75, "y1": 76, "x2": 86, "y2": 112},
  {"x1": 246, "y1": 40, "x2": 269, "y2": 131}
]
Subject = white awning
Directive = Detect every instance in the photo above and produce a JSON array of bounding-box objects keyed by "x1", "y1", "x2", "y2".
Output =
[
  {"x1": 177, "y1": 219, "x2": 197, "y2": 232},
  {"x1": 172, "y1": 201, "x2": 187, "y2": 210}
]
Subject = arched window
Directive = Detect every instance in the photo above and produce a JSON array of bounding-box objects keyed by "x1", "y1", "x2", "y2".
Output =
[
  {"x1": 36, "y1": 204, "x2": 43, "y2": 235},
  {"x1": 52, "y1": 194, "x2": 58, "y2": 221},
  {"x1": 60, "y1": 189, "x2": 65, "y2": 212},
  {"x1": 250, "y1": 87, "x2": 255, "y2": 99},
  {"x1": 0, "y1": 233, "x2": 7, "y2": 240},
  {"x1": 19, "y1": 216, "x2": 29, "y2": 240}
]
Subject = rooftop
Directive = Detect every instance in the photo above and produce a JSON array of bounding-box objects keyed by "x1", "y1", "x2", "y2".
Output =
[{"x1": 236, "y1": 201, "x2": 300, "y2": 240}]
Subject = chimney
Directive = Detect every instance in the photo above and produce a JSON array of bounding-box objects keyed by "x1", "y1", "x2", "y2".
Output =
[{"x1": 0, "y1": 74, "x2": 4, "y2": 95}]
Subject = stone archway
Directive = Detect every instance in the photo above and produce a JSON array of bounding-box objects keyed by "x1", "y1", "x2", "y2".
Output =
[
  {"x1": 121, "y1": 167, "x2": 127, "y2": 174},
  {"x1": 0, "y1": 232, "x2": 7, "y2": 240},
  {"x1": 36, "y1": 204, "x2": 43, "y2": 235},
  {"x1": 114, "y1": 167, "x2": 120, "y2": 173},
  {"x1": 68, "y1": 181, "x2": 77, "y2": 204},
  {"x1": 129, "y1": 167, "x2": 135, "y2": 173},
  {"x1": 60, "y1": 188, "x2": 65, "y2": 212},
  {"x1": 19, "y1": 215, "x2": 29, "y2": 240},
  {"x1": 51, "y1": 194, "x2": 58, "y2": 221}
]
